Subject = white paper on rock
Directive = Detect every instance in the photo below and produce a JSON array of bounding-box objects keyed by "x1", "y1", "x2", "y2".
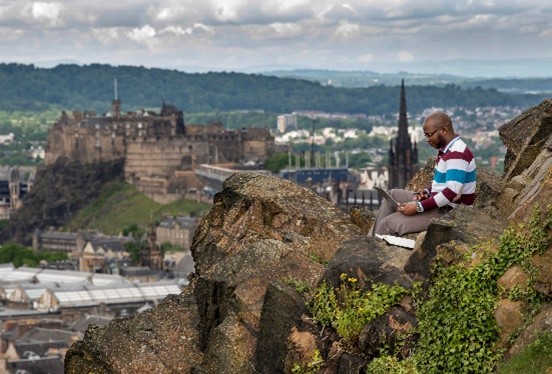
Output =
[{"x1": 375, "y1": 234, "x2": 415, "y2": 249}]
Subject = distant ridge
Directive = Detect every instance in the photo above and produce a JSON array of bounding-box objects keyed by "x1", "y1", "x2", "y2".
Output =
[{"x1": 0, "y1": 63, "x2": 548, "y2": 114}]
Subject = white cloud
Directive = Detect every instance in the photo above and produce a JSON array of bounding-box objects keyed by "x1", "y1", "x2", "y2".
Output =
[
  {"x1": 211, "y1": 0, "x2": 246, "y2": 22},
  {"x1": 160, "y1": 23, "x2": 214, "y2": 36},
  {"x1": 270, "y1": 22, "x2": 303, "y2": 37},
  {"x1": 30, "y1": 2, "x2": 63, "y2": 26},
  {"x1": 335, "y1": 21, "x2": 359, "y2": 38},
  {"x1": 0, "y1": 0, "x2": 551, "y2": 75},
  {"x1": 128, "y1": 24, "x2": 157, "y2": 44}
]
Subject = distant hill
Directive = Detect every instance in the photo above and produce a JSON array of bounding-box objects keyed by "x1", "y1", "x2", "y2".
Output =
[
  {"x1": 0, "y1": 63, "x2": 548, "y2": 115},
  {"x1": 264, "y1": 69, "x2": 552, "y2": 94},
  {"x1": 64, "y1": 181, "x2": 211, "y2": 235}
]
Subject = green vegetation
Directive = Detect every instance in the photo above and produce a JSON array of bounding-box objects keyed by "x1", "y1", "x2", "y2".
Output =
[
  {"x1": 309, "y1": 274, "x2": 407, "y2": 342},
  {"x1": 303, "y1": 205, "x2": 551, "y2": 373},
  {"x1": 412, "y1": 204, "x2": 551, "y2": 373},
  {"x1": 282, "y1": 277, "x2": 310, "y2": 295},
  {"x1": 497, "y1": 332, "x2": 552, "y2": 374},
  {"x1": 0, "y1": 63, "x2": 547, "y2": 115},
  {"x1": 0, "y1": 242, "x2": 68, "y2": 267},
  {"x1": 291, "y1": 349, "x2": 324, "y2": 374},
  {"x1": 366, "y1": 356, "x2": 419, "y2": 374},
  {"x1": 64, "y1": 180, "x2": 211, "y2": 235}
]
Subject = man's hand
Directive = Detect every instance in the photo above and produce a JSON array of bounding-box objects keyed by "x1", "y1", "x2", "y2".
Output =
[
  {"x1": 398, "y1": 201, "x2": 418, "y2": 216},
  {"x1": 414, "y1": 189, "x2": 429, "y2": 201}
]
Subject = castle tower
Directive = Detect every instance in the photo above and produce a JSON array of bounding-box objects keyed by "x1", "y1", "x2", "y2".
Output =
[{"x1": 388, "y1": 79, "x2": 418, "y2": 189}]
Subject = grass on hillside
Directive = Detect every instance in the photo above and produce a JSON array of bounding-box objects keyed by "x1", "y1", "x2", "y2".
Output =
[
  {"x1": 65, "y1": 181, "x2": 212, "y2": 235},
  {"x1": 497, "y1": 332, "x2": 552, "y2": 374}
]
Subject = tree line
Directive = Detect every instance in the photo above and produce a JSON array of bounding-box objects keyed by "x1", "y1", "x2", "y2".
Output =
[{"x1": 0, "y1": 63, "x2": 548, "y2": 115}]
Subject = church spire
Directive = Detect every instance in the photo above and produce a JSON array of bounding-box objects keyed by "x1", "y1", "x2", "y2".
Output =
[
  {"x1": 398, "y1": 79, "x2": 409, "y2": 140},
  {"x1": 388, "y1": 79, "x2": 418, "y2": 189}
]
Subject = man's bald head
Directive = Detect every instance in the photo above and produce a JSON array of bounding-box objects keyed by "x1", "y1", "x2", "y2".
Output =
[
  {"x1": 424, "y1": 112, "x2": 453, "y2": 132},
  {"x1": 422, "y1": 112, "x2": 456, "y2": 149}
]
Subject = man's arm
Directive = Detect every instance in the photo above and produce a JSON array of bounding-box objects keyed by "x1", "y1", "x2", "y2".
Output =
[{"x1": 421, "y1": 148, "x2": 475, "y2": 211}]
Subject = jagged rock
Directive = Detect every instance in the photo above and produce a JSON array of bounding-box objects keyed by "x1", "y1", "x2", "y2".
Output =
[
  {"x1": 507, "y1": 303, "x2": 552, "y2": 358},
  {"x1": 499, "y1": 99, "x2": 552, "y2": 181},
  {"x1": 404, "y1": 205, "x2": 507, "y2": 280},
  {"x1": 359, "y1": 305, "x2": 418, "y2": 360},
  {"x1": 349, "y1": 205, "x2": 375, "y2": 235},
  {"x1": 66, "y1": 172, "x2": 363, "y2": 373},
  {"x1": 322, "y1": 236, "x2": 414, "y2": 291},
  {"x1": 255, "y1": 282, "x2": 310, "y2": 374},
  {"x1": 474, "y1": 168, "x2": 503, "y2": 209},
  {"x1": 494, "y1": 299, "x2": 524, "y2": 348},
  {"x1": 64, "y1": 289, "x2": 203, "y2": 373},
  {"x1": 533, "y1": 248, "x2": 552, "y2": 297},
  {"x1": 500, "y1": 135, "x2": 552, "y2": 220},
  {"x1": 189, "y1": 173, "x2": 362, "y2": 372},
  {"x1": 498, "y1": 265, "x2": 530, "y2": 292}
]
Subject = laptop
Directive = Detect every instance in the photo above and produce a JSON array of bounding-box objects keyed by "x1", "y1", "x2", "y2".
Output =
[{"x1": 374, "y1": 186, "x2": 400, "y2": 209}]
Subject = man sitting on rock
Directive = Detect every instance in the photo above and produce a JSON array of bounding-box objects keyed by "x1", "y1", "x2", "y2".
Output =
[{"x1": 370, "y1": 111, "x2": 477, "y2": 236}]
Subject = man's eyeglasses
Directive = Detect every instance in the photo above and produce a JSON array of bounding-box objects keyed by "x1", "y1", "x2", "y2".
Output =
[{"x1": 424, "y1": 128, "x2": 441, "y2": 138}]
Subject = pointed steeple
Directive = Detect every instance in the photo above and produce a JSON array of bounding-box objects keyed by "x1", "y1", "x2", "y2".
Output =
[
  {"x1": 388, "y1": 79, "x2": 419, "y2": 189},
  {"x1": 398, "y1": 79, "x2": 409, "y2": 140}
]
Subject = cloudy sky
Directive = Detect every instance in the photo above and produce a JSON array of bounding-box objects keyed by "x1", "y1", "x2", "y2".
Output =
[{"x1": 1, "y1": 0, "x2": 551, "y2": 77}]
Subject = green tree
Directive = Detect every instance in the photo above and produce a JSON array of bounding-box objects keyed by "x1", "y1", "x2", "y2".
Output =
[
  {"x1": 264, "y1": 153, "x2": 289, "y2": 173},
  {"x1": 0, "y1": 243, "x2": 38, "y2": 267},
  {"x1": 125, "y1": 241, "x2": 144, "y2": 263}
]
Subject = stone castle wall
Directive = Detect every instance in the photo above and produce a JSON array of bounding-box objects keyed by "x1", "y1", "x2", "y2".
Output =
[
  {"x1": 125, "y1": 137, "x2": 211, "y2": 181},
  {"x1": 45, "y1": 104, "x2": 274, "y2": 203}
]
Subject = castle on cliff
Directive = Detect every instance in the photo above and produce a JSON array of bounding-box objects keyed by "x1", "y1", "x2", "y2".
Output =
[{"x1": 45, "y1": 100, "x2": 274, "y2": 202}]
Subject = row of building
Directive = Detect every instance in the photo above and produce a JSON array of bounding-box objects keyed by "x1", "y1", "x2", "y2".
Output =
[{"x1": 0, "y1": 263, "x2": 182, "y2": 374}]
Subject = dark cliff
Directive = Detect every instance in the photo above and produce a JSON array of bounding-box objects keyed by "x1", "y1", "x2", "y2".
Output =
[
  {"x1": 64, "y1": 100, "x2": 552, "y2": 373},
  {"x1": 0, "y1": 157, "x2": 124, "y2": 245}
]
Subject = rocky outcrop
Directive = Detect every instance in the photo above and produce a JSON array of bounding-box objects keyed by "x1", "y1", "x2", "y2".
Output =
[
  {"x1": 0, "y1": 157, "x2": 124, "y2": 245},
  {"x1": 66, "y1": 172, "x2": 363, "y2": 373},
  {"x1": 497, "y1": 99, "x2": 552, "y2": 220},
  {"x1": 65, "y1": 99, "x2": 552, "y2": 373}
]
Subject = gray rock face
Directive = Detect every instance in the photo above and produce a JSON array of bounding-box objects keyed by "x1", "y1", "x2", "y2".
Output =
[
  {"x1": 499, "y1": 99, "x2": 552, "y2": 181},
  {"x1": 189, "y1": 173, "x2": 362, "y2": 373},
  {"x1": 404, "y1": 205, "x2": 507, "y2": 280},
  {"x1": 322, "y1": 236, "x2": 414, "y2": 290},
  {"x1": 64, "y1": 289, "x2": 203, "y2": 373}
]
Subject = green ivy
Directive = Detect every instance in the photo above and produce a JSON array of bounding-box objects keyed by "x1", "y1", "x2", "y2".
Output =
[
  {"x1": 413, "y1": 204, "x2": 552, "y2": 373},
  {"x1": 366, "y1": 355, "x2": 420, "y2": 374},
  {"x1": 310, "y1": 274, "x2": 407, "y2": 342}
]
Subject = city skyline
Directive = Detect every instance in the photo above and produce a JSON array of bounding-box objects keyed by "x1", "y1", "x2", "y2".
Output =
[{"x1": 0, "y1": 0, "x2": 551, "y2": 77}]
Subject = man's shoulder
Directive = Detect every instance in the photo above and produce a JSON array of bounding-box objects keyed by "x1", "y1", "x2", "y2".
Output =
[{"x1": 448, "y1": 138, "x2": 474, "y2": 156}]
